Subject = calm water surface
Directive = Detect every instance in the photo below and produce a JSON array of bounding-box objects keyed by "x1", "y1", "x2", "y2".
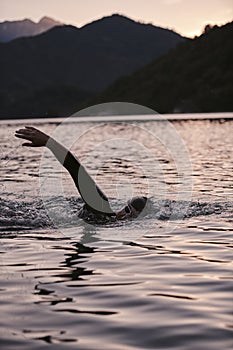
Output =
[{"x1": 0, "y1": 115, "x2": 232, "y2": 349}]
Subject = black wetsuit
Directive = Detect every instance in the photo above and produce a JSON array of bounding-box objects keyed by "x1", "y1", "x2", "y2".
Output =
[{"x1": 63, "y1": 151, "x2": 116, "y2": 223}]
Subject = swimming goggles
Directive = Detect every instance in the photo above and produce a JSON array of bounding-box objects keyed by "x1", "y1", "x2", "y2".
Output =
[{"x1": 124, "y1": 205, "x2": 132, "y2": 214}]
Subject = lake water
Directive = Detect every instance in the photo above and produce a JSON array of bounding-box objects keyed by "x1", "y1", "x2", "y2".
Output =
[{"x1": 0, "y1": 114, "x2": 233, "y2": 349}]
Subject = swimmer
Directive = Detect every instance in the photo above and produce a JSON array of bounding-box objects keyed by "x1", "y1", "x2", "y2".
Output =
[{"x1": 15, "y1": 126, "x2": 147, "y2": 222}]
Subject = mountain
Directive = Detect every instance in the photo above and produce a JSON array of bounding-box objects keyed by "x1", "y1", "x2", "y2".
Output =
[
  {"x1": 0, "y1": 14, "x2": 184, "y2": 118},
  {"x1": 89, "y1": 22, "x2": 233, "y2": 113},
  {"x1": 0, "y1": 17, "x2": 63, "y2": 42}
]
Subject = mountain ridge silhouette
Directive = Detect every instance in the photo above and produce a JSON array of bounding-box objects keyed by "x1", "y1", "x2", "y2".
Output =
[
  {"x1": 0, "y1": 14, "x2": 184, "y2": 118},
  {"x1": 86, "y1": 21, "x2": 233, "y2": 114}
]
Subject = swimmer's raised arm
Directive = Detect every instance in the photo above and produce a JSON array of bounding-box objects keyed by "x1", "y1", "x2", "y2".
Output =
[{"x1": 15, "y1": 126, "x2": 114, "y2": 215}]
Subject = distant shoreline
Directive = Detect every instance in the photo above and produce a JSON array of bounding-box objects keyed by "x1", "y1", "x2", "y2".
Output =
[{"x1": 0, "y1": 112, "x2": 232, "y2": 125}]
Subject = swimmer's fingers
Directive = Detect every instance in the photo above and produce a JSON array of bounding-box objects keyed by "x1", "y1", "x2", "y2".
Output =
[
  {"x1": 15, "y1": 133, "x2": 39, "y2": 147},
  {"x1": 15, "y1": 133, "x2": 34, "y2": 141},
  {"x1": 25, "y1": 126, "x2": 36, "y2": 130},
  {"x1": 22, "y1": 142, "x2": 37, "y2": 147},
  {"x1": 15, "y1": 133, "x2": 40, "y2": 147},
  {"x1": 25, "y1": 126, "x2": 40, "y2": 133},
  {"x1": 15, "y1": 128, "x2": 36, "y2": 135}
]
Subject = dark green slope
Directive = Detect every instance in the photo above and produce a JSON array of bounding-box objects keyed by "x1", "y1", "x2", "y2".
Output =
[{"x1": 90, "y1": 22, "x2": 233, "y2": 113}]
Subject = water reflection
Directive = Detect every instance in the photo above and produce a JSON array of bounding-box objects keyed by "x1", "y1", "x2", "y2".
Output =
[
  {"x1": 0, "y1": 118, "x2": 233, "y2": 349},
  {"x1": 59, "y1": 242, "x2": 96, "y2": 282}
]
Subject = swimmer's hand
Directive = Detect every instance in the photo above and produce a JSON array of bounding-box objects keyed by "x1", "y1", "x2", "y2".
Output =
[{"x1": 15, "y1": 126, "x2": 49, "y2": 147}]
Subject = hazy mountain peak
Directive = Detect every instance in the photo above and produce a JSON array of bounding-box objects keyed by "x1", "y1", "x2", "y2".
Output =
[
  {"x1": 39, "y1": 16, "x2": 62, "y2": 25},
  {"x1": 0, "y1": 16, "x2": 63, "y2": 42}
]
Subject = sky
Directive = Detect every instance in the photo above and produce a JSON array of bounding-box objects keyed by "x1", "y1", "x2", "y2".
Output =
[{"x1": 0, "y1": 0, "x2": 232, "y2": 37}]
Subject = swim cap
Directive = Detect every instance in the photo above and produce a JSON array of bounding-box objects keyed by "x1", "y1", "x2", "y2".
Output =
[{"x1": 129, "y1": 196, "x2": 147, "y2": 212}]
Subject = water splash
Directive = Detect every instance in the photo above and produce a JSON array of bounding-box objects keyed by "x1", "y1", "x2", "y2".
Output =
[{"x1": 0, "y1": 197, "x2": 232, "y2": 231}]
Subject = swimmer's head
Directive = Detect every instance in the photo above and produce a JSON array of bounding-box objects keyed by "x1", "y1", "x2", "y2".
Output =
[{"x1": 116, "y1": 196, "x2": 147, "y2": 220}]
